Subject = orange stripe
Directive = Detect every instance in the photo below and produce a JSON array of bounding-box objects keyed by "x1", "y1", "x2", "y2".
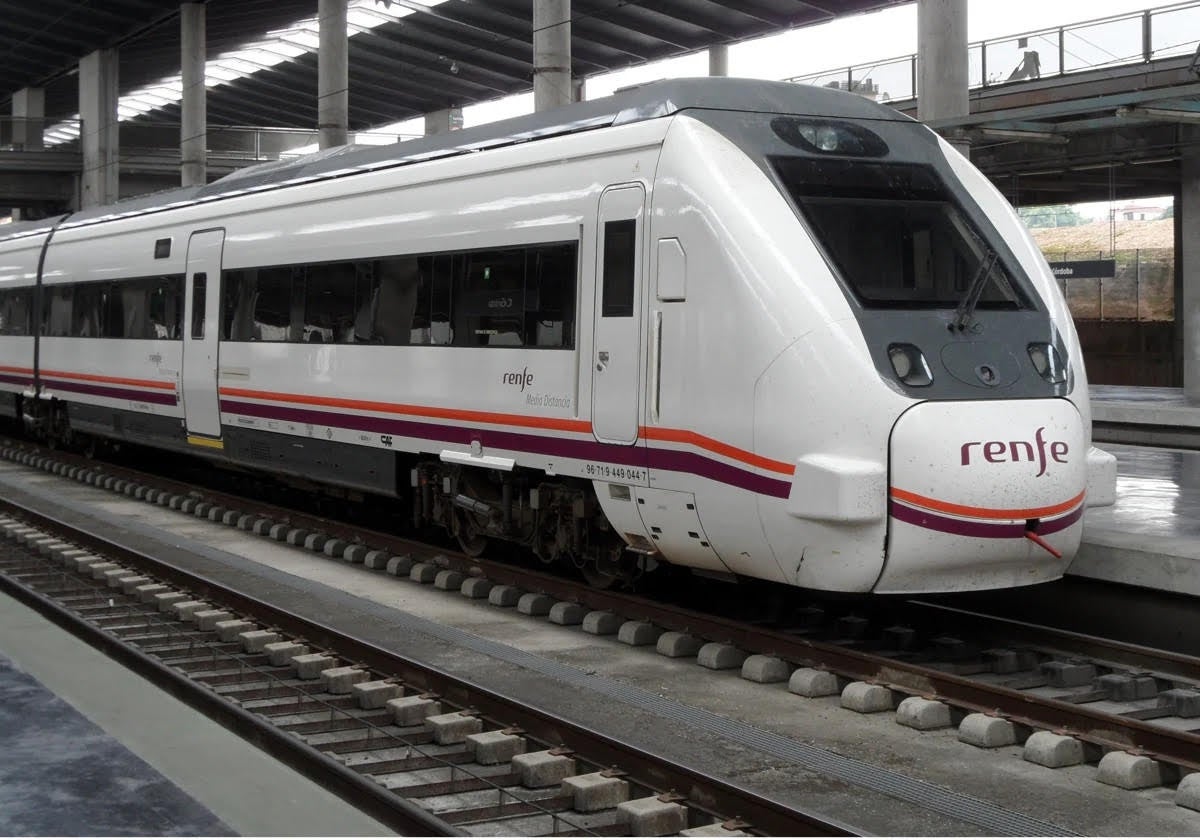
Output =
[
  {"x1": 219, "y1": 386, "x2": 795, "y2": 476},
  {"x1": 890, "y1": 487, "x2": 1086, "y2": 521},
  {"x1": 41, "y1": 368, "x2": 176, "y2": 391},
  {"x1": 640, "y1": 426, "x2": 794, "y2": 475},
  {"x1": 0, "y1": 365, "x2": 33, "y2": 375}
]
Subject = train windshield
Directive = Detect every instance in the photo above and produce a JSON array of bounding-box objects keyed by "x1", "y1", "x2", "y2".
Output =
[{"x1": 774, "y1": 157, "x2": 1030, "y2": 310}]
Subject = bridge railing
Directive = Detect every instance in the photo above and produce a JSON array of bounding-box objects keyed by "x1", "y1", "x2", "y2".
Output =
[{"x1": 787, "y1": 1, "x2": 1200, "y2": 103}]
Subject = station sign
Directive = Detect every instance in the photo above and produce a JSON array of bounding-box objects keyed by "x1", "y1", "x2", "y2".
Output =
[{"x1": 1048, "y1": 259, "x2": 1116, "y2": 279}]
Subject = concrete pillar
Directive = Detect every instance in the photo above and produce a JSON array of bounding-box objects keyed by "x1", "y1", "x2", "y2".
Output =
[
  {"x1": 1181, "y1": 127, "x2": 1200, "y2": 396},
  {"x1": 318, "y1": 0, "x2": 348, "y2": 149},
  {"x1": 533, "y1": 0, "x2": 571, "y2": 112},
  {"x1": 180, "y1": 3, "x2": 206, "y2": 186},
  {"x1": 424, "y1": 108, "x2": 463, "y2": 136},
  {"x1": 79, "y1": 48, "x2": 119, "y2": 208},
  {"x1": 11, "y1": 87, "x2": 44, "y2": 150},
  {"x1": 709, "y1": 44, "x2": 729, "y2": 77},
  {"x1": 917, "y1": 0, "x2": 969, "y2": 156}
]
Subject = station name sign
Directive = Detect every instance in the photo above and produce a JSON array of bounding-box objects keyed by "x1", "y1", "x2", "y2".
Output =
[{"x1": 1048, "y1": 259, "x2": 1116, "y2": 279}]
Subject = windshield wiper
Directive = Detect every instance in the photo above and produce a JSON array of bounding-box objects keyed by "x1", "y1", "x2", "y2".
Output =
[{"x1": 952, "y1": 249, "x2": 998, "y2": 332}]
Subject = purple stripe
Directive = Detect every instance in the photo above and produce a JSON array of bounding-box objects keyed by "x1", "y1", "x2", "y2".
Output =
[
  {"x1": 890, "y1": 499, "x2": 1084, "y2": 539},
  {"x1": 0, "y1": 374, "x2": 32, "y2": 388},
  {"x1": 46, "y1": 379, "x2": 178, "y2": 406},
  {"x1": 221, "y1": 398, "x2": 792, "y2": 498},
  {"x1": 646, "y1": 447, "x2": 790, "y2": 498}
]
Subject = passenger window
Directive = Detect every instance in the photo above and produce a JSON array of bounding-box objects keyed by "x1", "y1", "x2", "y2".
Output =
[
  {"x1": 0, "y1": 289, "x2": 31, "y2": 336},
  {"x1": 304, "y1": 262, "x2": 356, "y2": 344},
  {"x1": 252, "y1": 269, "x2": 293, "y2": 341},
  {"x1": 204, "y1": 241, "x2": 577, "y2": 349},
  {"x1": 43, "y1": 286, "x2": 73, "y2": 337},
  {"x1": 456, "y1": 249, "x2": 525, "y2": 346},
  {"x1": 72, "y1": 283, "x2": 103, "y2": 337},
  {"x1": 149, "y1": 275, "x2": 183, "y2": 339},
  {"x1": 531, "y1": 244, "x2": 576, "y2": 348},
  {"x1": 602, "y1": 220, "x2": 637, "y2": 318},
  {"x1": 429, "y1": 255, "x2": 453, "y2": 346},
  {"x1": 191, "y1": 273, "x2": 207, "y2": 339}
]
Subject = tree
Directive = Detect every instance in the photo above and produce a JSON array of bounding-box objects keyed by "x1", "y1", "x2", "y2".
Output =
[{"x1": 1017, "y1": 204, "x2": 1085, "y2": 228}]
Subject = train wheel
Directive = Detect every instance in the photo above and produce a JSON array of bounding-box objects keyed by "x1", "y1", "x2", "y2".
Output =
[
  {"x1": 580, "y1": 566, "x2": 618, "y2": 589},
  {"x1": 457, "y1": 531, "x2": 488, "y2": 557},
  {"x1": 453, "y1": 511, "x2": 489, "y2": 557}
]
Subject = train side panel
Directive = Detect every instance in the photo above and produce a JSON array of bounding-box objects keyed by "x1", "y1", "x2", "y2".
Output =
[
  {"x1": 210, "y1": 122, "x2": 667, "y2": 493},
  {"x1": 0, "y1": 233, "x2": 42, "y2": 417},
  {"x1": 38, "y1": 221, "x2": 188, "y2": 447}
]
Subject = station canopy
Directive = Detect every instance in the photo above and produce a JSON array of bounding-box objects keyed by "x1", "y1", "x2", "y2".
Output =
[{"x1": 0, "y1": 0, "x2": 908, "y2": 131}]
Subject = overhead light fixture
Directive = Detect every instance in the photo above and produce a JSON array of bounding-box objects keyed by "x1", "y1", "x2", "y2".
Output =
[
  {"x1": 1117, "y1": 105, "x2": 1200, "y2": 124},
  {"x1": 973, "y1": 127, "x2": 1068, "y2": 145}
]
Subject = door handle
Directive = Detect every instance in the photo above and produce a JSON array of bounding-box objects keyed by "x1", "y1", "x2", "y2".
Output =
[{"x1": 596, "y1": 350, "x2": 609, "y2": 372}]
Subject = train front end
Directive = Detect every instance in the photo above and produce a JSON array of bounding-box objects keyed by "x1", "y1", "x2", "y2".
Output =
[
  {"x1": 677, "y1": 84, "x2": 1117, "y2": 594},
  {"x1": 881, "y1": 397, "x2": 1088, "y2": 592}
]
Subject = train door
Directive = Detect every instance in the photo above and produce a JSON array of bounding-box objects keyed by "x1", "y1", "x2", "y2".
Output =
[
  {"x1": 591, "y1": 185, "x2": 646, "y2": 445},
  {"x1": 182, "y1": 229, "x2": 224, "y2": 443}
]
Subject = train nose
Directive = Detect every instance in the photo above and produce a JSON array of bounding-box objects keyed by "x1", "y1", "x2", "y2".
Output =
[{"x1": 876, "y1": 398, "x2": 1087, "y2": 594}]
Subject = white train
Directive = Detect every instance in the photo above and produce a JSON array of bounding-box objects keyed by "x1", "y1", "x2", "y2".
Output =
[{"x1": 0, "y1": 78, "x2": 1117, "y2": 594}]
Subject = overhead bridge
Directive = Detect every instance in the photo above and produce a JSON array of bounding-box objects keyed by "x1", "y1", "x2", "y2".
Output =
[{"x1": 788, "y1": 1, "x2": 1200, "y2": 205}]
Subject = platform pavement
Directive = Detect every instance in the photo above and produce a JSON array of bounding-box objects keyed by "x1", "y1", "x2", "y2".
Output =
[
  {"x1": 1090, "y1": 385, "x2": 1200, "y2": 429},
  {"x1": 1076, "y1": 442, "x2": 1200, "y2": 595},
  {"x1": 0, "y1": 652, "x2": 231, "y2": 836}
]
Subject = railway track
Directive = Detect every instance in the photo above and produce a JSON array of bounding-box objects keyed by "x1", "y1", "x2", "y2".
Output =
[
  {"x1": 2, "y1": 438, "x2": 1200, "y2": 823},
  {"x1": 0, "y1": 494, "x2": 850, "y2": 836}
]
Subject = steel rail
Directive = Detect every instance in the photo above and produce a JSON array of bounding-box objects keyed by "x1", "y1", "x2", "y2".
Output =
[
  {"x1": 0, "y1": 495, "x2": 856, "y2": 838},
  {"x1": 903, "y1": 599, "x2": 1200, "y2": 683}
]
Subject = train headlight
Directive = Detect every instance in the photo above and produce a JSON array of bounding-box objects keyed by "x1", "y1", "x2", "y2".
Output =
[
  {"x1": 771, "y1": 117, "x2": 889, "y2": 157},
  {"x1": 811, "y1": 126, "x2": 840, "y2": 151},
  {"x1": 888, "y1": 344, "x2": 933, "y2": 386},
  {"x1": 1027, "y1": 343, "x2": 1067, "y2": 384}
]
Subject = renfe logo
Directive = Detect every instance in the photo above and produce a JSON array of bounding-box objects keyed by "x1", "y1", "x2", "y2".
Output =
[
  {"x1": 960, "y1": 427, "x2": 1068, "y2": 478},
  {"x1": 502, "y1": 367, "x2": 534, "y2": 392}
]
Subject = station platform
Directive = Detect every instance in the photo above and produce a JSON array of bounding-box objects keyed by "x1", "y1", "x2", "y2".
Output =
[
  {"x1": 1090, "y1": 385, "x2": 1200, "y2": 448},
  {"x1": 1075, "y1": 441, "x2": 1200, "y2": 596},
  {"x1": 1071, "y1": 384, "x2": 1200, "y2": 595},
  {"x1": 0, "y1": 649, "x2": 230, "y2": 836}
]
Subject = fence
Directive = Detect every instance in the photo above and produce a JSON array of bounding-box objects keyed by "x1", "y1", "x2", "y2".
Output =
[
  {"x1": 1045, "y1": 249, "x2": 1174, "y2": 322},
  {"x1": 1043, "y1": 248, "x2": 1177, "y2": 386},
  {"x1": 787, "y1": 1, "x2": 1200, "y2": 103}
]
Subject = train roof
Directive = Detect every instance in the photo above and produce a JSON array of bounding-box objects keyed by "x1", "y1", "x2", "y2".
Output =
[{"x1": 1, "y1": 77, "x2": 910, "y2": 243}]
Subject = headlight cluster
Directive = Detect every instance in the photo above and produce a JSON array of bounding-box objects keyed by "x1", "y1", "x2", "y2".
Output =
[
  {"x1": 887, "y1": 342, "x2": 1068, "y2": 388},
  {"x1": 1028, "y1": 343, "x2": 1067, "y2": 384},
  {"x1": 888, "y1": 343, "x2": 933, "y2": 387}
]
